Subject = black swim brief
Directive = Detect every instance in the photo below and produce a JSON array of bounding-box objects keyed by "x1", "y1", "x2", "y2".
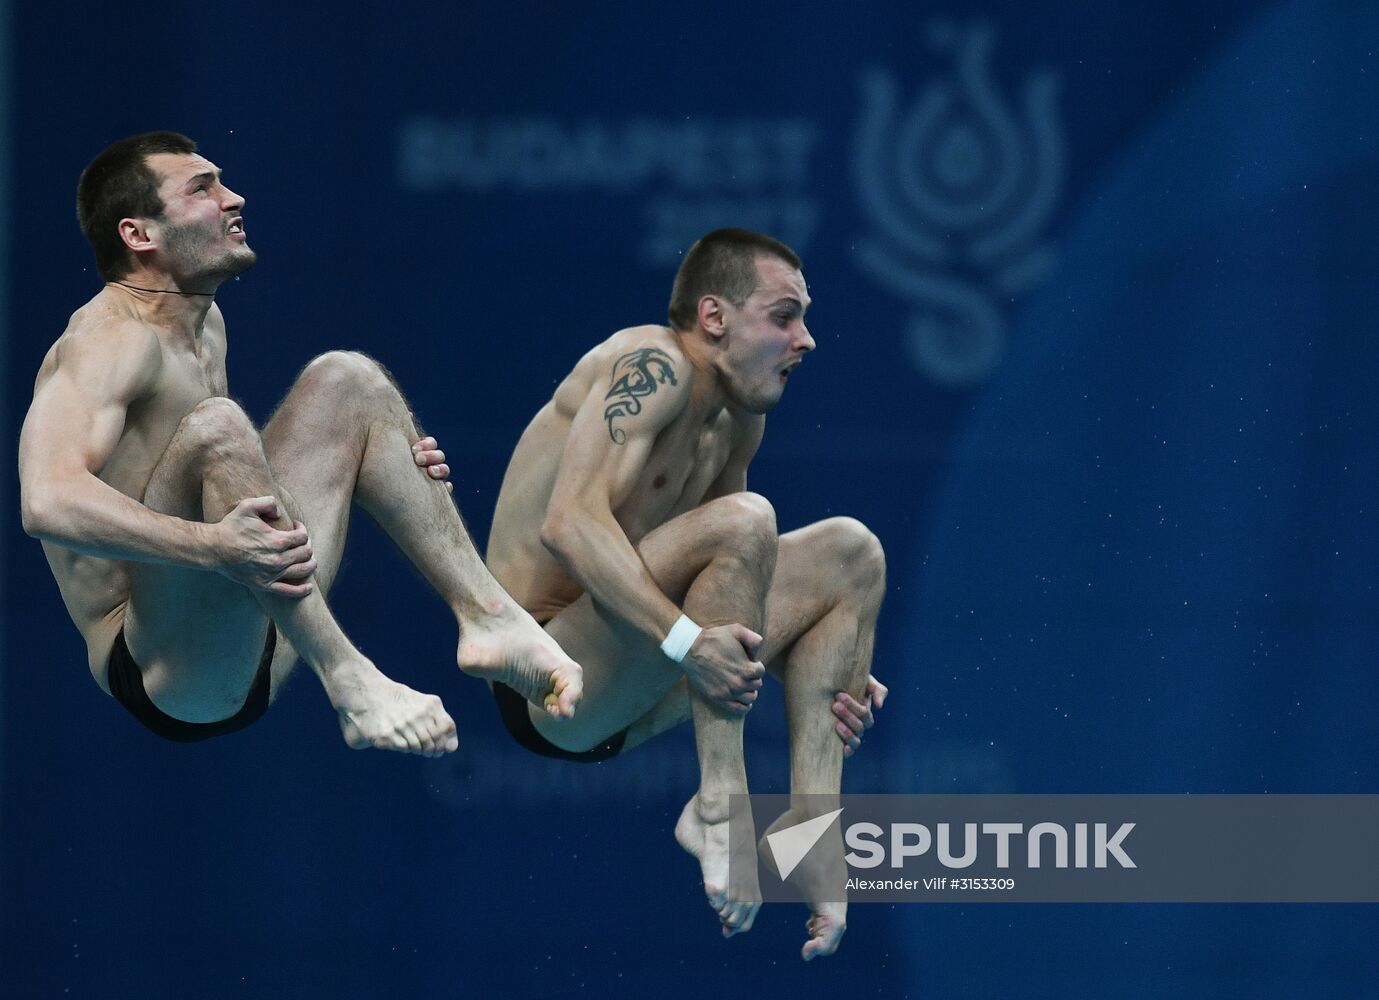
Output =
[
  {"x1": 491, "y1": 679, "x2": 627, "y2": 763},
  {"x1": 107, "y1": 625, "x2": 275, "y2": 743}
]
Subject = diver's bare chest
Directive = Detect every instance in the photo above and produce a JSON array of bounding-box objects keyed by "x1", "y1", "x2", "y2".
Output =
[
  {"x1": 107, "y1": 364, "x2": 224, "y2": 497},
  {"x1": 625, "y1": 420, "x2": 732, "y2": 524},
  {"x1": 147, "y1": 357, "x2": 223, "y2": 429}
]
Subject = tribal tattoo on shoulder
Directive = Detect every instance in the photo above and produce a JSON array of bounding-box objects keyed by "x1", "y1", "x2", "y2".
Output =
[{"x1": 603, "y1": 348, "x2": 678, "y2": 444}]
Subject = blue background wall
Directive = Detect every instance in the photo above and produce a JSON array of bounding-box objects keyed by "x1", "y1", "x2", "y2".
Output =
[{"x1": 4, "y1": 1, "x2": 1378, "y2": 996}]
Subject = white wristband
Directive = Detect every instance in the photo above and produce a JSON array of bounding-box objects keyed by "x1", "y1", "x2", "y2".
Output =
[{"x1": 660, "y1": 613, "x2": 703, "y2": 663}]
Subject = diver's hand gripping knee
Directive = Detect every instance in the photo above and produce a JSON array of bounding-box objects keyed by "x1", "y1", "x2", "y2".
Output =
[
  {"x1": 208, "y1": 496, "x2": 317, "y2": 598},
  {"x1": 682, "y1": 623, "x2": 765, "y2": 715}
]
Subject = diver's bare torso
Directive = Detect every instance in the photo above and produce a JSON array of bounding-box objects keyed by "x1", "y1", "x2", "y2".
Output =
[
  {"x1": 35, "y1": 288, "x2": 227, "y2": 687},
  {"x1": 487, "y1": 324, "x2": 750, "y2": 618}
]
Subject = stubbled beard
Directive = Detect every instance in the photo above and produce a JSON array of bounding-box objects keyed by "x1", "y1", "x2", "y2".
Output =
[
  {"x1": 162, "y1": 222, "x2": 258, "y2": 282},
  {"x1": 207, "y1": 244, "x2": 258, "y2": 280}
]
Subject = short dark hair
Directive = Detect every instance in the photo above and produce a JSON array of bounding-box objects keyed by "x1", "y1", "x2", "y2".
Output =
[
  {"x1": 667, "y1": 228, "x2": 802, "y2": 331},
  {"x1": 76, "y1": 131, "x2": 198, "y2": 280}
]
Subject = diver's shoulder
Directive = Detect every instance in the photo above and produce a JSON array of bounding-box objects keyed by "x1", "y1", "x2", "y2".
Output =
[
  {"x1": 602, "y1": 324, "x2": 686, "y2": 366},
  {"x1": 57, "y1": 293, "x2": 160, "y2": 359}
]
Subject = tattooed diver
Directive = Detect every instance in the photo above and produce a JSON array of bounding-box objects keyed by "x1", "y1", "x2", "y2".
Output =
[{"x1": 486, "y1": 228, "x2": 889, "y2": 960}]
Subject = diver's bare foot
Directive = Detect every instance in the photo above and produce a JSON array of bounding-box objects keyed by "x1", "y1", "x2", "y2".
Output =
[
  {"x1": 802, "y1": 902, "x2": 847, "y2": 961},
  {"x1": 457, "y1": 603, "x2": 583, "y2": 719},
  {"x1": 675, "y1": 792, "x2": 761, "y2": 937},
  {"x1": 325, "y1": 659, "x2": 458, "y2": 757},
  {"x1": 759, "y1": 806, "x2": 849, "y2": 960}
]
